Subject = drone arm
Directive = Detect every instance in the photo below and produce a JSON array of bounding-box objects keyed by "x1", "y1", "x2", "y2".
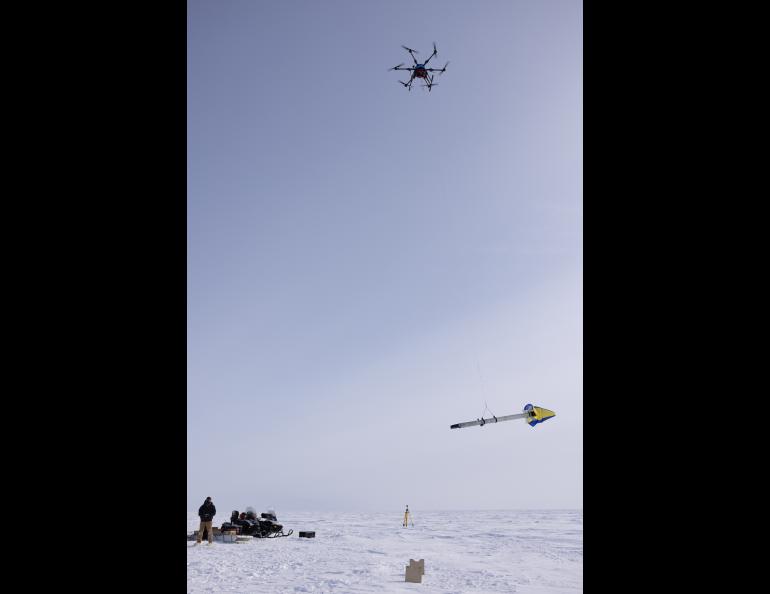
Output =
[
  {"x1": 423, "y1": 42, "x2": 438, "y2": 65},
  {"x1": 426, "y1": 61, "x2": 449, "y2": 74},
  {"x1": 402, "y1": 46, "x2": 419, "y2": 65}
]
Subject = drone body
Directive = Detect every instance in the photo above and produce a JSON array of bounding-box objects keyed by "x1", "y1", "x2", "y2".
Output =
[{"x1": 389, "y1": 43, "x2": 449, "y2": 92}]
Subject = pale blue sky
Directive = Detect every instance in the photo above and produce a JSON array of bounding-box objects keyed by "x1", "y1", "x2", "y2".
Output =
[{"x1": 188, "y1": 0, "x2": 582, "y2": 513}]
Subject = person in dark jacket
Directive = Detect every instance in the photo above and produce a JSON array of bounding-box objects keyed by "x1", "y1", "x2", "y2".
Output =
[{"x1": 197, "y1": 497, "x2": 216, "y2": 544}]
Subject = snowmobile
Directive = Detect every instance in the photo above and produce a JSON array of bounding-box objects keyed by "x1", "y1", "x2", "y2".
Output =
[{"x1": 219, "y1": 507, "x2": 293, "y2": 538}]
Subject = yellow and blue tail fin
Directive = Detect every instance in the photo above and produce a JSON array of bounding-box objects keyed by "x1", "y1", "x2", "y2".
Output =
[{"x1": 523, "y1": 403, "x2": 556, "y2": 427}]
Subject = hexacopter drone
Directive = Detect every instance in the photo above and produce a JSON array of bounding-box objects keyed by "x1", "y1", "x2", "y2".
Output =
[{"x1": 389, "y1": 43, "x2": 449, "y2": 92}]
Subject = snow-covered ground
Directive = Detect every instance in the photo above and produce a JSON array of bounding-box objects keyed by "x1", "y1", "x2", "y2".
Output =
[{"x1": 187, "y1": 510, "x2": 582, "y2": 593}]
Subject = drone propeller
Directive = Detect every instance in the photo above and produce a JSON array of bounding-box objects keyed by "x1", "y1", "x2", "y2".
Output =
[
  {"x1": 439, "y1": 61, "x2": 449, "y2": 74},
  {"x1": 401, "y1": 45, "x2": 418, "y2": 54},
  {"x1": 389, "y1": 63, "x2": 405, "y2": 71}
]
